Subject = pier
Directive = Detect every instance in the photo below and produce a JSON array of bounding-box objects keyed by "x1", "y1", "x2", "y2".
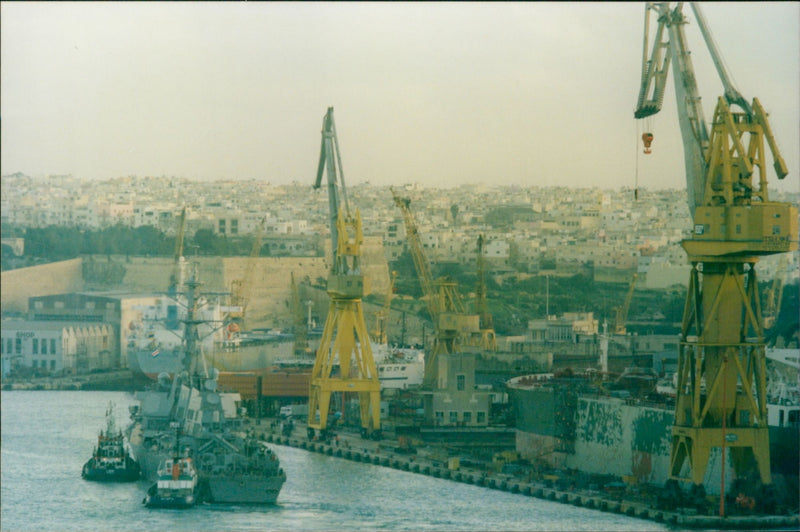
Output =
[{"x1": 247, "y1": 417, "x2": 800, "y2": 531}]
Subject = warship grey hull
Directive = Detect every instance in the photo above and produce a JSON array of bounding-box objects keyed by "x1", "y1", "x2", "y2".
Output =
[
  {"x1": 127, "y1": 386, "x2": 286, "y2": 505},
  {"x1": 204, "y1": 475, "x2": 285, "y2": 504}
]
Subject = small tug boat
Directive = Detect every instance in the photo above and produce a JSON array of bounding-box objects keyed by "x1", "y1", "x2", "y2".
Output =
[
  {"x1": 82, "y1": 402, "x2": 140, "y2": 482},
  {"x1": 143, "y1": 423, "x2": 199, "y2": 509}
]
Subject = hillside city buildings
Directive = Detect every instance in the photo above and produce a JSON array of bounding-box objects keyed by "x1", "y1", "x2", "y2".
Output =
[{"x1": 5, "y1": 173, "x2": 797, "y2": 286}]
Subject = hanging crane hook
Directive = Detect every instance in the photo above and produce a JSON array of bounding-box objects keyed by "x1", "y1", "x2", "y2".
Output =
[{"x1": 642, "y1": 132, "x2": 654, "y2": 154}]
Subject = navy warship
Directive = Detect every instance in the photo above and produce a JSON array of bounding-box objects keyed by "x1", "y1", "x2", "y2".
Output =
[{"x1": 126, "y1": 266, "x2": 285, "y2": 504}]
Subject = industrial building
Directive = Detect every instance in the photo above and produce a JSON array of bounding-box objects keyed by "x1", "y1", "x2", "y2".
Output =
[{"x1": 1, "y1": 320, "x2": 116, "y2": 376}]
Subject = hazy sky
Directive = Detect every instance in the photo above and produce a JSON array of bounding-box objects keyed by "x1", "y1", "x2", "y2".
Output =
[{"x1": 2, "y1": 2, "x2": 798, "y2": 194}]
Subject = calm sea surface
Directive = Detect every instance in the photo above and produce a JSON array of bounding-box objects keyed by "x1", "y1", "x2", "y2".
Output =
[{"x1": 1, "y1": 391, "x2": 668, "y2": 532}]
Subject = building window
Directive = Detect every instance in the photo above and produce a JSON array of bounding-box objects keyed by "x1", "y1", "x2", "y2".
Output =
[
  {"x1": 477, "y1": 411, "x2": 486, "y2": 424},
  {"x1": 15, "y1": 338, "x2": 22, "y2": 354},
  {"x1": 435, "y1": 411, "x2": 444, "y2": 424},
  {"x1": 50, "y1": 339, "x2": 56, "y2": 353},
  {"x1": 457, "y1": 374, "x2": 465, "y2": 391},
  {"x1": 33, "y1": 339, "x2": 39, "y2": 353},
  {"x1": 773, "y1": 225, "x2": 781, "y2": 235},
  {"x1": 218, "y1": 219, "x2": 226, "y2": 234},
  {"x1": 50, "y1": 360, "x2": 56, "y2": 370},
  {"x1": 42, "y1": 340, "x2": 48, "y2": 354},
  {"x1": 449, "y1": 411, "x2": 458, "y2": 424},
  {"x1": 85, "y1": 301, "x2": 95, "y2": 309},
  {"x1": 34, "y1": 301, "x2": 43, "y2": 310},
  {"x1": 463, "y1": 411, "x2": 472, "y2": 424}
]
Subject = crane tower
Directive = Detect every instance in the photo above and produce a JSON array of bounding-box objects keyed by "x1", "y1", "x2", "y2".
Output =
[
  {"x1": 475, "y1": 235, "x2": 497, "y2": 351},
  {"x1": 391, "y1": 189, "x2": 480, "y2": 387},
  {"x1": 635, "y1": 2, "x2": 798, "y2": 494},
  {"x1": 308, "y1": 107, "x2": 381, "y2": 438}
]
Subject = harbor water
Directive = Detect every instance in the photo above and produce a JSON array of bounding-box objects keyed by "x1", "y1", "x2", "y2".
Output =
[{"x1": 1, "y1": 391, "x2": 666, "y2": 531}]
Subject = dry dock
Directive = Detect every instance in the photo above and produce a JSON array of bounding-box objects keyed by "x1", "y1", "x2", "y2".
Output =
[{"x1": 246, "y1": 417, "x2": 799, "y2": 530}]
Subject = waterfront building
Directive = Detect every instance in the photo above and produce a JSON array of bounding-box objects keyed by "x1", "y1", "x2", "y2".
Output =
[
  {"x1": 422, "y1": 353, "x2": 491, "y2": 428},
  {"x1": 27, "y1": 292, "x2": 164, "y2": 371},
  {"x1": 0, "y1": 320, "x2": 116, "y2": 376}
]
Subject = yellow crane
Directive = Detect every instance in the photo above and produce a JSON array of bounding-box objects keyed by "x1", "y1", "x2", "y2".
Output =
[
  {"x1": 634, "y1": 2, "x2": 797, "y2": 496},
  {"x1": 229, "y1": 216, "x2": 266, "y2": 327},
  {"x1": 308, "y1": 107, "x2": 381, "y2": 439},
  {"x1": 290, "y1": 272, "x2": 310, "y2": 357},
  {"x1": 373, "y1": 270, "x2": 397, "y2": 345},
  {"x1": 762, "y1": 254, "x2": 789, "y2": 330},
  {"x1": 168, "y1": 206, "x2": 187, "y2": 292},
  {"x1": 475, "y1": 235, "x2": 497, "y2": 351},
  {"x1": 166, "y1": 206, "x2": 187, "y2": 330},
  {"x1": 613, "y1": 272, "x2": 638, "y2": 335},
  {"x1": 391, "y1": 188, "x2": 480, "y2": 386}
]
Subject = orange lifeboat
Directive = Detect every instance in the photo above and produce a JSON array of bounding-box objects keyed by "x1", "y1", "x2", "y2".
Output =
[{"x1": 642, "y1": 132, "x2": 654, "y2": 154}]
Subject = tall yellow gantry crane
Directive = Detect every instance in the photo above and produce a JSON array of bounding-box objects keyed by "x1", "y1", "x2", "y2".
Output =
[
  {"x1": 635, "y1": 3, "x2": 797, "y2": 494},
  {"x1": 475, "y1": 235, "x2": 497, "y2": 351},
  {"x1": 308, "y1": 107, "x2": 381, "y2": 438},
  {"x1": 391, "y1": 189, "x2": 480, "y2": 387}
]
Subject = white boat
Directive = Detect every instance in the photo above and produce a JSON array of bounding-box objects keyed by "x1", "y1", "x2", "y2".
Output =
[
  {"x1": 144, "y1": 454, "x2": 199, "y2": 509},
  {"x1": 373, "y1": 344, "x2": 425, "y2": 390}
]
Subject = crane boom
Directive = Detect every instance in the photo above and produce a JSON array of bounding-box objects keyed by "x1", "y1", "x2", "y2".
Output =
[
  {"x1": 391, "y1": 188, "x2": 480, "y2": 385},
  {"x1": 635, "y1": 2, "x2": 709, "y2": 214},
  {"x1": 229, "y1": 215, "x2": 266, "y2": 326},
  {"x1": 314, "y1": 109, "x2": 350, "y2": 261},
  {"x1": 475, "y1": 235, "x2": 497, "y2": 351},
  {"x1": 169, "y1": 206, "x2": 187, "y2": 292},
  {"x1": 391, "y1": 189, "x2": 438, "y2": 319},
  {"x1": 613, "y1": 273, "x2": 638, "y2": 335}
]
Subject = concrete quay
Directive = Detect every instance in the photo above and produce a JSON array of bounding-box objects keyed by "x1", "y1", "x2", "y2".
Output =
[
  {"x1": 0, "y1": 369, "x2": 137, "y2": 391},
  {"x1": 246, "y1": 418, "x2": 799, "y2": 531}
]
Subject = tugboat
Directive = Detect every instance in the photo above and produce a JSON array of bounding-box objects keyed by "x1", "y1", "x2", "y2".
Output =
[
  {"x1": 144, "y1": 423, "x2": 199, "y2": 509},
  {"x1": 82, "y1": 402, "x2": 140, "y2": 482}
]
